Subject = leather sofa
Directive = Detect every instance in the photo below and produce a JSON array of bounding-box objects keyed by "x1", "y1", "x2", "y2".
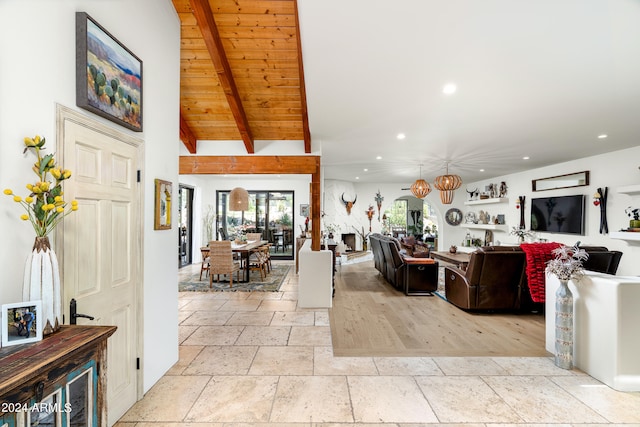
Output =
[
  {"x1": 370, "y1": 234, "x2": 439, "y2": 295},
  {"x1": 445, "y1": 245, "x2": 623, "y2": 311}
]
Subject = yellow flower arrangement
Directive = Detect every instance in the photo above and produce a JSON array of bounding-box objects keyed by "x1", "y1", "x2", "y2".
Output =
[{"x1": 3, "y1": 135, "x2": 78, "y2": 237}]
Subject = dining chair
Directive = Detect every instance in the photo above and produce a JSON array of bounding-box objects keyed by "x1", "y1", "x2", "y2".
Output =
[
  {"x1": 199, "y1": 247, "x2": 210, "y2": 281},
  {"x1": 248, "y1": 249, "x2": 268, "y2": 281},
  {"x1": 246, "y1": 232, "x2": 262, "y2": 242},
  {"x1": 208, "y1": 240, "x2": 241, "y2": 288}
]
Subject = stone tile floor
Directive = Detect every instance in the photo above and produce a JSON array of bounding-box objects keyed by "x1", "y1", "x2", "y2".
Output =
[{"x1": 116, "y1": 261, "x2": 640, "y2": 426}]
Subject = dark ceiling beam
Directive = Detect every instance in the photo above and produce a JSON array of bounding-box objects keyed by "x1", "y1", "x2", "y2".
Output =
[
  {"x1": 189, "y1": 0, "x2": 255, "y2": 154},
  {"x1": 294, "y1": 0, "x2": 312, "y2": 153},
  {"x1": 179, "y1": 109, "x2": 197, "y2": 154}
]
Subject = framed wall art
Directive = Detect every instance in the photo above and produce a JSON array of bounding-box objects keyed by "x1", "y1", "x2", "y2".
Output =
[
  {"x1": 2, "y1": 300, "x2": 42, "y2": 347},
  {"x1": 300, "y1": 204, "x2": 309, "y2": 217},
  {"x1": 76, "y1": 12, "x2": 143, "y2": 132},
  {"x1": 154, "y1": 179, "x2": 172, "y2": 230}
]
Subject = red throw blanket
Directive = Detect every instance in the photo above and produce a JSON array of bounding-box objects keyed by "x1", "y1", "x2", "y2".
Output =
[{"x1": 520, "y1": 242, "x2": 562, "y2": 303}]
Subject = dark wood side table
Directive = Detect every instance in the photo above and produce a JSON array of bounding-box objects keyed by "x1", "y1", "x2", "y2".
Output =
[{"x1": 0, "y1": 325, "x2": 116, "y2": 426}]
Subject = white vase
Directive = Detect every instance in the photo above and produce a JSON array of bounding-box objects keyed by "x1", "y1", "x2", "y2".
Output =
[{"x1": 23, "y1": 236, "x2": 62, "y2": 335}]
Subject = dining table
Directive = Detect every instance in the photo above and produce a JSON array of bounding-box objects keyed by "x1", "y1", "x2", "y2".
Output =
[{"x1": 202, "y1": 240, "x2": 269, "y2": 282}]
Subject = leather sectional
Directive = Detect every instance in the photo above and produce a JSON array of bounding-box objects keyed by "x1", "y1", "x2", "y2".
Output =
[
  {"x1": 370, "y1": 233, "x2": 439, "y2": 295},
  {"x1": 445, "y1": 245, "x2": 623, "y2": 311}
]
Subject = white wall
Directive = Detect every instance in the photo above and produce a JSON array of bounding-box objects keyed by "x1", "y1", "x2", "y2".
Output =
[{"x1": 0, "y1": 0, "x2": 180, "y2": 392}]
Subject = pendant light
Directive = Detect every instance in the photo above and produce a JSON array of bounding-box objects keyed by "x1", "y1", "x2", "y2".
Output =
[
  {"x1": 434, "y1": 162, "x2": 462, "y2": 204},
  {"x1": 229, "y1": 187, "x2": 249, "y2": 211},
  {"x1": 410, "y1": 164, "x2": 431, "y2": 199}
]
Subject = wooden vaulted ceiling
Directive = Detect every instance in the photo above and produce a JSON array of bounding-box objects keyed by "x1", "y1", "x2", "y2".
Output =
[{"x1": 172, "y1": 0, "x2": 311, "y2": 154}]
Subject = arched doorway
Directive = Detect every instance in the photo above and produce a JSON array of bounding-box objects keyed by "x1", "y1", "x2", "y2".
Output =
[{"x1": 382, "y1": 195, "x2": 440, "y2": 250}]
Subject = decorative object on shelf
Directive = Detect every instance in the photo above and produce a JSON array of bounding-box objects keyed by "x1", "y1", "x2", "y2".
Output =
[
  {"x1": 496, "y1": 214, "x2": 505, "y2": 224},
  {"x1": 154, "y1": 179, "x2": 174, "y2": 229},
  {"x1": 465, "y1": 212, "x2": 477, "y2": 224},
  {"x1": 510, "y1": 226, "x2": 534, "y2": 243},
  {"x1": 499, "y1": 181, "x2": 508, "y2": 197},
  {"x1": 466, "y1": 187, "x2": 478, "y2": 201},
  {"x1": 374, "y1": 190, "x2": 384, "y2": 221},
  {"x1": 341, "y1": 193, "x2": 357, "y2": 215},
  {"x1": 410, "y1": 164, "x2": 431, "y2": 199},
  {"x1": 3, "y1": 135, "x2": 78, "y2": 336},
  {"x1": 76, "y1": 12, "x2": 143, "y2": 132},
  {"x1": 434, "y1": 162, "x2": 462, "y2": 204},
  {"x1": 546, "y1": 245, "x2": 589, "y2": 369},
  {"x1": 517, "y1": 196, "x2": 526, "y2": 228},
  {"x1": 366, "y1": 205, "x2": 375, "y2": 231},
  {"x1": 594, "y1": 187, "x2": 609, "y2": 234},
  {"x1": 445, "y1": 208, "x2": 463, "y2": 226},
  {"x1": 484, "y1": 230, "x2": 494, "y2": 246},
  {"x1": 626, "y1": 206, "x2": 640, "y2": 229}
]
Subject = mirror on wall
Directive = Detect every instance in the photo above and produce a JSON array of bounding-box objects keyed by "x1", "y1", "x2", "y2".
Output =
[{"x1": 532, "y1": 171, "x2": 589, "y2": 192}]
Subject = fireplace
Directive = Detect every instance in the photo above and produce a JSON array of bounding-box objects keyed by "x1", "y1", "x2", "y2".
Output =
[{"x1": 341, "y1": 233, "x2": 356, "y2": 251}]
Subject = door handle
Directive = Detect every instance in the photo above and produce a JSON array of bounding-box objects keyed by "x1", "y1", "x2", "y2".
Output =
[{"x1": 69, "y1": 298, "x2": 95, "y2": 325}]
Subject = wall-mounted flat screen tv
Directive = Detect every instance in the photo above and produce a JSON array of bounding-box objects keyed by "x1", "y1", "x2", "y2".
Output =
[{"x1": 530, "y1": 195, "x2": 585, "y2": 235}]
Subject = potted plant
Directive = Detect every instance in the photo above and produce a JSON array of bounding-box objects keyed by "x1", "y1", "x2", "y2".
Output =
[
  {"x1": 510, "y1": 226, "x2": 534, "y2": 243},
  {"x1": 546, "y1": 245, "x2": 588, "y2": 370},
  {"x1": 626, "y1": 206, "x2": 640, "y2": 229}
]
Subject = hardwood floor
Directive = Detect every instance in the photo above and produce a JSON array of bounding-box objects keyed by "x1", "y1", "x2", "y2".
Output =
[{"x1": 329, "y1": 261, "x2": 549, "y2": 357}]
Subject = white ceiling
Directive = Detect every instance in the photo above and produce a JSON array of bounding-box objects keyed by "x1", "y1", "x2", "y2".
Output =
[{"x1": 297, "y1": 0, "x2": 640, "y2": 186}]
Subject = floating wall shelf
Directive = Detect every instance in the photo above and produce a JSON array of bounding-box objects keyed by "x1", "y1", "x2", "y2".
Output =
[
  {"x1": 617, "y1": 185, "x2": 640, "y2": 195},
  {"x1": 464, "y1": 197, "x2": 509, "y2": 206},
  {"x1": 463, "y1": 223, "x2": 509, "y2": 232},
  {"x1": 609, "y1": 231, "x2": 640, "y2": 241}
]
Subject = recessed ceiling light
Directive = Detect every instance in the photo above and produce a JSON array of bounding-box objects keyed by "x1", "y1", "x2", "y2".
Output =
[
  {"x1": 523, "y1": 156, "x2": 530, "y2": 160},
  {"x1": 443, "y1": 83, "x2": 457, "y2": 95},
  {"x1": 363, "y1": 168, "x2": 368, "y2": 172},
  {"x1": 397, "y1": 133, "x2": 406, "y2": 140},
  {"x1": 355, "y1": 176, "x2": 360, "y2": 180},
  {"x1": 479, "y1": 169, "x2": 485, "y2": 172},
  {"x1": 598, "y1": 134, "x2": 608, "y2": 139},
  {"x1": 376, "y1": 156, "x2": 382, "y2": 160}
]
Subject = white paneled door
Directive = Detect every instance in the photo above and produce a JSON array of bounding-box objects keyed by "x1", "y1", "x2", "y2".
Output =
[{"x1": 59, "y1": 109, "x2": 142, "y2": 426}]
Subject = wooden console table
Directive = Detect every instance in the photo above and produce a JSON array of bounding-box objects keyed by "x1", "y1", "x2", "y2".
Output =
[
  {"x1": 0, "y1": 325, "x2": 116, "y2": 426},
  {"x1": 430, "y1": 251, "x2": 471, "y2": 270}
]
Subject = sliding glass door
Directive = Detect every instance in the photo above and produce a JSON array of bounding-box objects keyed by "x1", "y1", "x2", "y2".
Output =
[{"x1": 216, "y1": 190, "x2": 294, "y2": 260}]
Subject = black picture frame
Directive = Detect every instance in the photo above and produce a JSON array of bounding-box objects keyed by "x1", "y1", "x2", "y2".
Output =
[
  {"x1": 76, "y1": 12, "x2": 143, "y2": 132},
  {"x1": 445, "y1": 208, "x2": 463, "y2": 226}
]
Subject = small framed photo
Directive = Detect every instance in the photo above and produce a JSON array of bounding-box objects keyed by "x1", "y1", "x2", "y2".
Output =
[
  {"x1": 2, "y1": 300, "x2": 43, "y2": 347},
  {"x1": 154, "y1": 179, "x2": 173, "y2": 230},
  {"x1": 496, "y1": 214, "x2": 506, "y2": 225},
  {"x1": 300, "y1": 204, "x2": 309, "y2": 217}
]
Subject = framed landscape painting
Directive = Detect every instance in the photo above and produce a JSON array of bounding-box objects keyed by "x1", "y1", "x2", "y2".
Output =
[{"x1": 76, "y1": 12, "x2": 143, "y2": 131}]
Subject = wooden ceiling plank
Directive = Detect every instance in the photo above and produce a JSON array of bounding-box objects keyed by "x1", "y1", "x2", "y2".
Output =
[
  {"x1": 180, "y1": 109, "x2": 198, "y2": 153},
  {"x1": 293, "y1": 0, "x2": 311, "y2": 153},
  {"x1": 211, "y1": 0, "x2": 295, "y2": 14},
  {"x1": 190, "y1": 0, "x2": 255, "y2": 153}
]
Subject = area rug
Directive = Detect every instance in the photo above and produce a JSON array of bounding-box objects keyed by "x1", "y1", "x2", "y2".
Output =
[{"x1": 179, "y1": 264, "x2": 290, "y2": 292}]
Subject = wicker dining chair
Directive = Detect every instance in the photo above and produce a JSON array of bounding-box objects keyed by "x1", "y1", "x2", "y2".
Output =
[
  {"x1": 248, "y1": 250, "x2": 268, "y2": 281},
  {"x1": 199, "y1": 247, "x2": 210, "y2": 281},
  {"x1": 246, "y1": 232, "x2": 262, "y2": 242},
  {"x1": 208, "y1": 240, "x2": 241, "y2": 288}
]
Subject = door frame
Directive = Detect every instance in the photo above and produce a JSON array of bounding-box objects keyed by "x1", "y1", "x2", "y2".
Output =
[{"x1": 54, "y1": 103, "x2": 145, "y2": 400}]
